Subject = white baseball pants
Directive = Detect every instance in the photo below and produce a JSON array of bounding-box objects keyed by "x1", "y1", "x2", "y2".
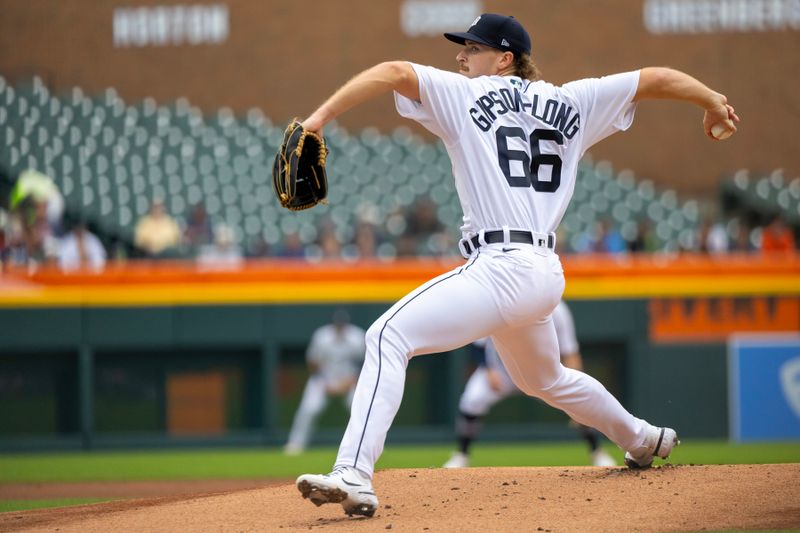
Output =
[
  {"x1": 458, "y1": 366, "x2": 516, "y2": 416},
  {"x1": 334, "y1": 244, "x2": 648, "y2": 478}
]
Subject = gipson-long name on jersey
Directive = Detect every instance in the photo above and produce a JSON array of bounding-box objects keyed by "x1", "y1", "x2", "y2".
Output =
[{"x1": 469, "y1": 88, "x2": 581, "y2": 139}]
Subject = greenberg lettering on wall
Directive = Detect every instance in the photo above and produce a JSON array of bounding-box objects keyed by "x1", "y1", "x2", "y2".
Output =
[
  {"x1": 400, "y1": 0, "x2": 482, "y2": 37},
  {"x1": 644, "y1": 0, "x2": 800, "y2": 33},
  {"x1": 114, "y1": 4, "x2": 229, "y2": 47}
]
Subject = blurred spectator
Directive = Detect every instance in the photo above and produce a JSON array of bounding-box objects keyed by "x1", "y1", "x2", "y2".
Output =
[
  {"x1": 569, "y1": 227, "x2": 593, "y2": 254},
  {"x1": 134, "y1": 199, "x2": 182, "y2": 258},
  {"x1": 184, "y1": 203, "x2": 214, "y2": 253},
  {"x1": 246, "y1": 235, "x2": 271, "y2": 258},
  {"x1": 58, "y1": 219, "x2": 106, "y2": 272},
  {"x1": 6, "y1": 170, "x2": 63, "y2": 268},
  {"x1": 761, "y1": 214, "x2": 796, "y2": 253},
  {"x1": 394, "y1": 232, "x2": 418, "y2": 257},
  {"x1": 109, "y1": 238, "x2": 129, "y2": 263},
  {"x1": 301, "y1": 218, "x2": 342, "y2": 261},
  {"x1": 695, "y1": 216, "x2": 729, "y2": 254},
  {"x1": 626, "y1": 219, "x2": 657, "y2": 253},
  {"x1": 353, "y1": 221, "x2": 378, "y2": 259},
  {"x1": 197, "y1": 224, "x2": 243, "y2": 268},
  {"x1": 6, "y1": 196, "x2": 55, "y2": 268},
  {"x1": 730, "y1": 221, "x2": 755, "y2": 252},
  {"x1": 592, "y1": 219, "x2": 626, "y2": 254},
  {"x1": 341, "y1": 219, "x2": 392, "y2": 260},
  {"x1": 278, "y1": 231, "x2": 306, "y2": 258},
  {"x1": 10, "y1": 169, "x2": 64, "y2": 237},
  {"x1": 401, "y1": 197, "x2": 449, "y2": 256},
  {"x1": 320, "y1": 230, "x2": 342, "y2": 259}
]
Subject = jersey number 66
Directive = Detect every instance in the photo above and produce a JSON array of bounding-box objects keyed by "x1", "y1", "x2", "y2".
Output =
[{"x1": 495, "y1": 127, "x2": 563, "y2": 193}]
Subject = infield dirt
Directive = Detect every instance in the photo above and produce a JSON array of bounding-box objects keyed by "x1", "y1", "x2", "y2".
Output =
[{"x1": 1, "y1": 464, "x2": 798, "y2": 532}]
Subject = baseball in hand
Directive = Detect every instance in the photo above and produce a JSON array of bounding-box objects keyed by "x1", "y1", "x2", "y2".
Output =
[{"x1": 711, "y1": 122, "x2": 734, "y2": 140}]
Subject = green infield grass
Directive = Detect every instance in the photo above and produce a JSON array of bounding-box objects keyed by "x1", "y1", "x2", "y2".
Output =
[
  {"x1": 0, "y1": 439, "x2": 798, "y2": 484},
  {"x1": 1, "y1": 439, "x2": 797, "y2": 522},
  {"x1": 0, "y1": 498, "x2": 110, "y2": 513}
]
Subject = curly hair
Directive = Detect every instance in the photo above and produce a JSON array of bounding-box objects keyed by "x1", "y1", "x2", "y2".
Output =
[{"x1": 514, "y1": 53, "x2": 541, "y2": 81}]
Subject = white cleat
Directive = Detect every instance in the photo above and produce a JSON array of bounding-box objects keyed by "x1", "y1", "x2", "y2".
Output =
[
  {"x1": 624, "y1": 426, "x2": 680, "y2": 469},
  {"x1": 443, "y1": 451, "x2": 470, "y2": 468},
  {"x1": 591, "y1": 449, "x2": 617, "y2": 467},
  {"x1": 296, "y1": 466, "x2": 379, "y2": 517}
]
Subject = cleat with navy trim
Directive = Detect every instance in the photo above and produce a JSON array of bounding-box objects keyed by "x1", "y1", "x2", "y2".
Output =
[
  {"x1": 624, "y1": 425, "x2": 679, "y2": 469},
  {"x1": 296, "y1": 466, "x2": 379, "y2": 517}
]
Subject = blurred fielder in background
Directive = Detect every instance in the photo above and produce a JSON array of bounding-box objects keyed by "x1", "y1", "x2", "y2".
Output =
[
  {"x1": 284, "y1": 310, "x2": 366, "y2": 455},
  {"x1": 444, "y1": 300, "x2": 616, "y2": 468}
]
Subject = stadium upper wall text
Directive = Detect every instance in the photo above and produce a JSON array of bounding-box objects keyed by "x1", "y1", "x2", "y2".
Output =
[
  {"x1": 644, "y1": 0, "x2": 800, "y2": 33},
  {"x1": 113, "y1": 4, "x2": 229, "y2": 47}
]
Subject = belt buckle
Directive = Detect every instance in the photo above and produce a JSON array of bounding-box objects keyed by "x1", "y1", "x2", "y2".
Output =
[{"x1": 457, "y1": 238, "x2": 470, "y2": 259}]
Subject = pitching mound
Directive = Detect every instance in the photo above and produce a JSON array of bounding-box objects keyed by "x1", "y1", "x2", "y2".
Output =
[{"x1": 2, "y1": 464, "x2": 799, "y2": 532}]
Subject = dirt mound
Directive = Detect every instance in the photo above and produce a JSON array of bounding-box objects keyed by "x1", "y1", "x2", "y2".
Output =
[{"x1": 2, "y1": 464, "x2": 799, "y2": 533}]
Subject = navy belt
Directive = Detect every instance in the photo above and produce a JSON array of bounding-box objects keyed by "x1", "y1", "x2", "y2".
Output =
[
  {"x1": 468, "y1": 230, "x2": 555, "y2": 250},
  {"x1": 458, "y1": 230, "x2": 556, "y2": 258}
]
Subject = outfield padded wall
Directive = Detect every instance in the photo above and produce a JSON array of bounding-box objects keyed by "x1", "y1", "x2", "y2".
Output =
[{"x1": 0, "y1": 255, "x2": 797, "y2": 448}]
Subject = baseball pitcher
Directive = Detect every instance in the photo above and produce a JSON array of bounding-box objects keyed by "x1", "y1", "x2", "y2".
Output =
[{"x1": 293, "y1": 12, "x2": 739, "y2": 517}]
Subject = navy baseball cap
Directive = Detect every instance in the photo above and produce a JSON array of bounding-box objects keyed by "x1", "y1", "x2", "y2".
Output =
[{"x1": 444, "y1": 13, "x2": 531, "y2": 56}]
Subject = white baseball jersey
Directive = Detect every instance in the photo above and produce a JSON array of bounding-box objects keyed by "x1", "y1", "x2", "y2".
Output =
[
  {"x1": 395, "y1": 65, "x2": 639, "y2": 237},
  {"x1": 306, "y1": 324, "x2": 366, "y2": 390},
  {"x1": 335, "y1": 66, "x2": 651, "y2": 479}
]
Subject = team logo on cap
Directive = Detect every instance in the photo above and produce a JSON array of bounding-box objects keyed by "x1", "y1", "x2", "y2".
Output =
[
  {"x1": 470, "y1": 16, "x2": 481, "y2": 28},
  {"x1": 501, "y1": 38, "x2": 510, "y2": 46}
]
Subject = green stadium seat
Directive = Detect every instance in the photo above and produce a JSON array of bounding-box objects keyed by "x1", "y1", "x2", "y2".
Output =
[
  {"x1": 668, "y1": 211, "x2": 686, "y2": 230},
  {"x1": 132, "y1": 173, "x2": 147, "y2": 197},
  {"x1": 616, "y1": 169, "x2": 635, "y2": 190},
  {"x1": 590, "y1": 194, "x2": 609, "y2": 214},
  {"x1": 681, "y1": 200, "x2": 699, "y2": 223},
  {"x1": 787, "y1": 178, "x2": 799, "y2": 199},
  {"x1": 625, "y1": 191, "x2": 644, "y2": 213},
  {"x1": 660, "y1": 190, "x2": 678, "y2": 210},
  {"x1": 245, "y1": 107, "x2": 271, "y2": 132},
  {"x1": 647, "y1": 201, "x2": 665, "y2": 222},
  {"x1": 185, "y1": 183, "x2": 202, "y2": 206},
  {"x1": 3, "y1": 85, "x2": 15, "y2": 107},
  {"x1": 244, "y1": 214, "x2": 261, "y2": 237},
  {"x1": 168, "y1": 194, "x2": 186, "y2": 218},
  {"x1": 683, "y1": 228, "x2": 702, "y2": 250},
  {"x1": 167, "y1": 173, "x2": 182, "y2": 196},
  {"x1": 116, "y1": 182, "x2": 131, "y2": 207},
  {"x1": 603, "y1": 181, "x2": 622, "y2": 201},
  {"x1": 637, "y1": 179, "x2": 655, "y2": 200},
  {"x1": 612, "y1": 203, "x2": 630, "y2": 224}
]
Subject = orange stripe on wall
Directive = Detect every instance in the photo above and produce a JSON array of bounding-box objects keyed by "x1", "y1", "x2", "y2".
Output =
[{"x1": 1, "y1": 254, "x2": 798, "y2": 306}]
